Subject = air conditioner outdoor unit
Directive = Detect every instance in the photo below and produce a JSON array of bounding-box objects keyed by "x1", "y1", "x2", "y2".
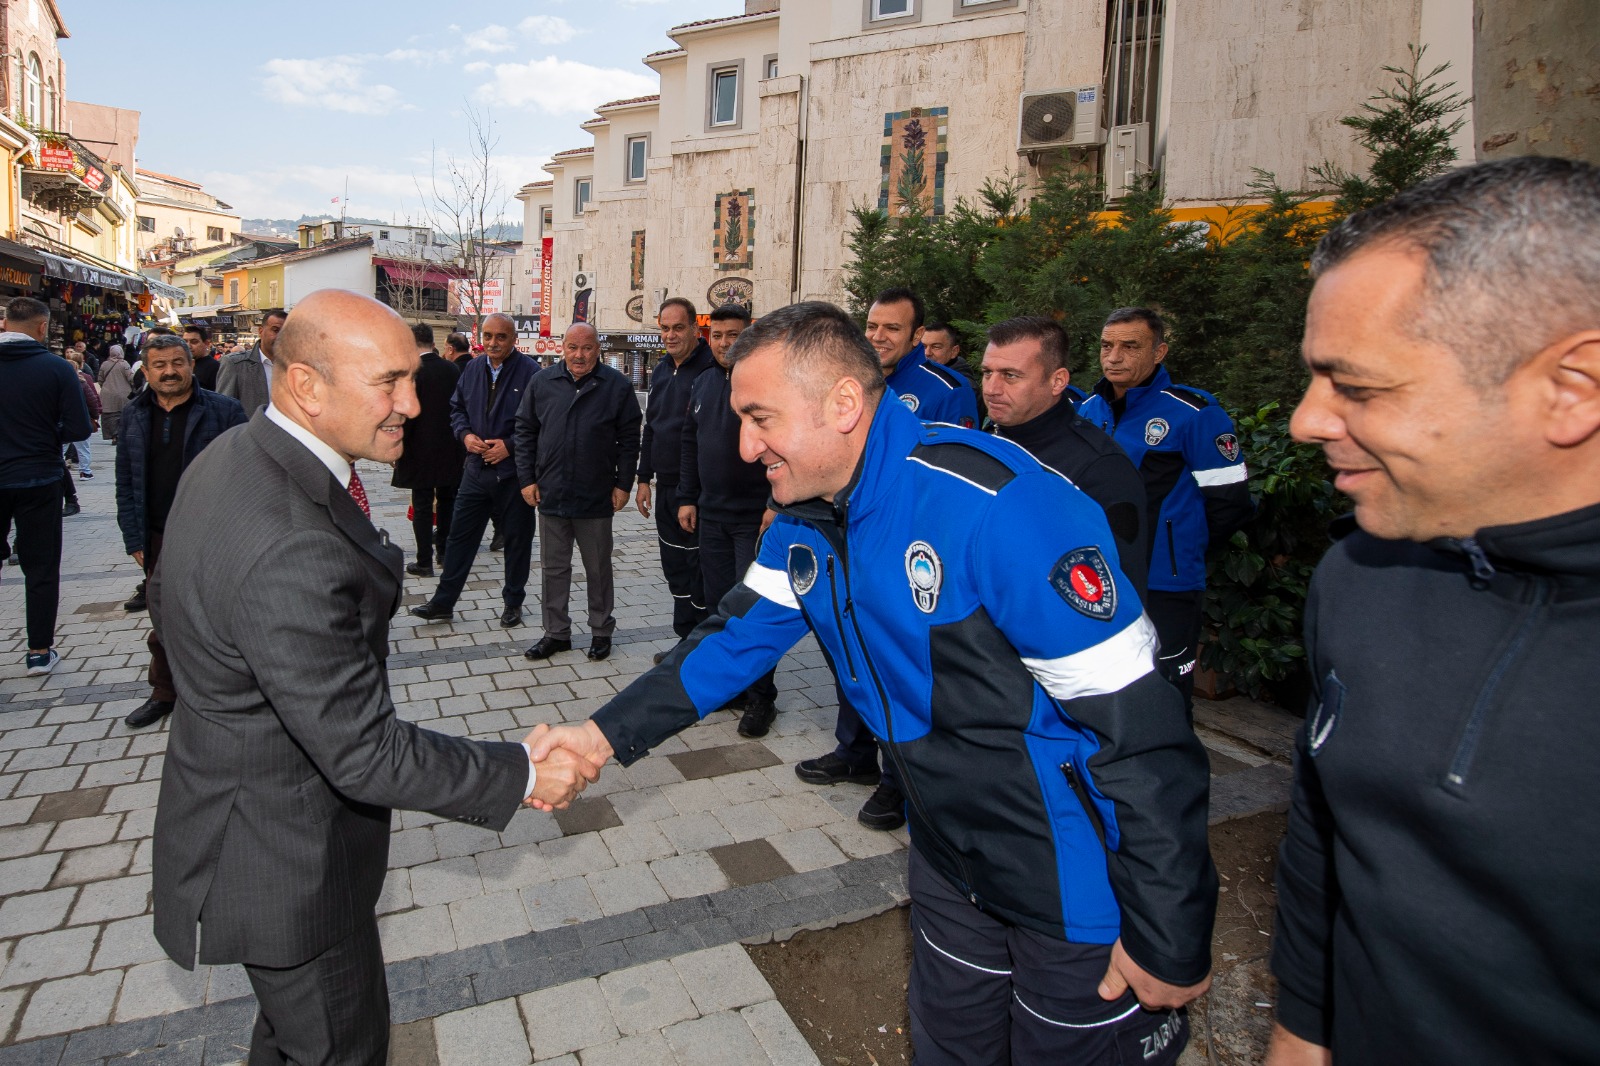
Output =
[
  {"x1": 1017, "y1": 86, "x2": 1104, "y2": 156},
  {"x1": 1105, "y1": 122, "x2": 1151, "y2": 201},
  {"x1": 573, "y1": 271, "x2": 593, "y2": 290}
]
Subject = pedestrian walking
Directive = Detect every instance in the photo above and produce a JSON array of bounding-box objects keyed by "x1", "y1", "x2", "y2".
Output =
[
  {"x1": 393, "y1": 322, "x2": 465, "y2": 577},
  {"x1": 98, "y1": 344, "x2": 135, "y2": 443},
  {"x1": 216, "y1": 309, "x2": 285, "y2": 416},
  {"x1": 184, "y1": 323, "x2": 220, "y2": 391},
  {"x1": 64, "y1": 348, "x2": 100, "y2": 479}
]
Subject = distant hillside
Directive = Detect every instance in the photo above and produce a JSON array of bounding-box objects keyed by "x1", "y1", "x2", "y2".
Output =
[{"x1": 243, "y1": 216, "x2": 523, "y2": 241}]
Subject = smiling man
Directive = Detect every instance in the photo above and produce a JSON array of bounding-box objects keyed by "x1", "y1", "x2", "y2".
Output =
[
  {"x1": 529, "y1": 301, "x2": 1216, "y2": 1065},
  {"x1": 1266, "y1": 157, "x2": 1600, "y2": 1066}
]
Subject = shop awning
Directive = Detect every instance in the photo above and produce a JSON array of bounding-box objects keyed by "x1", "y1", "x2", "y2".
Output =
[
  {"x1": 0, "y1": 238, "x2": 46, "y2": 291},
  {"x1": 35, "y1": 249, "x2": 147, "y2": 294},
  {"x1": 143, "y1": 277, "x2": 187, "y2": 302},
  {"x1": 373, "y1": 256, "x2": 469, "y2": 288},
  {"x1": 178, "y1": 304, "x2": 242, "y2": 319}
]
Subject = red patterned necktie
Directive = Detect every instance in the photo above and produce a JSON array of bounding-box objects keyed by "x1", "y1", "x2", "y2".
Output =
[{"x1": 347, "y1": 469, "x2": 371, "y2": 518}]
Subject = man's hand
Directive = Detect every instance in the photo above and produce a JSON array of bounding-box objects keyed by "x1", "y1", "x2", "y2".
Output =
[
  {"x1": 1263, "y1": 1024, "x2": 1332, "y2": 1066},
  {"x1": 481, "y1": 439, "x2": 510, "y2": 465},
  {"x1": 678, "y1": 504, "x2": 697, "y2": 533},
  {"x1": 527, "y1": 720, "x2": 616, "y2": 772},
  {"x1": 132, "y1": 550, "x2": 145, "y2": 568},
  {"x1": 635, "y1": 483, "x2": 652, "y2": 518},
  {"x1": 521, "y1": 724, "x2": 603, "y2": 811},
  {"x1": 522, "y1": 484, "x2": 541, "y2": 508},
  {"x1": 1097, "y1": 939, "x2": 1210, "y2": 1011},
  {"x1": 611, "y1": 487, "x2": 628, "y2": 512},
  {"x1": 463, "y1": 433, "x2": 488, "y2": 455},
  {"x1": 759, "y1": 508, "x2": 777, "y2": 534}
]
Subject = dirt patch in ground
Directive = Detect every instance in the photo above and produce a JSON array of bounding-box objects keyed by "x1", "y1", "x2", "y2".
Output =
[{"x1": 750, "y1": 811, "x2": 1287, "y2": 1066}]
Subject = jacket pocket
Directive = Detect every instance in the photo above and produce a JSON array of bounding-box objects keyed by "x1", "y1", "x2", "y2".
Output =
[
  {"x1": 295, "y1": 775, "x2": 342, "y2": 825},
  {"x1": 1062, "y1": 761, "x2": 1108, "y2": 849},
  {"x1": 1165, "y1": 520, "x2": 1178, "y2": 579}
]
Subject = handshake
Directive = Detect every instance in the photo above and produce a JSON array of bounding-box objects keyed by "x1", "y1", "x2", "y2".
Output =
[{"x1": 519, "y1": 721, "x2": 618, "y2": 811}]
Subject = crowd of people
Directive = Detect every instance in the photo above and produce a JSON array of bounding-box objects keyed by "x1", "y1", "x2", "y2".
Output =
[{"x1": 0, "y1": 155, "x2": 1595, "y2": 1065}]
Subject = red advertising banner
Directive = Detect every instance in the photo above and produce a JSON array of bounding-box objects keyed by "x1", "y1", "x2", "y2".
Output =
[
  {"x1": 539, "y1": 237, "x2": 554, "y2": 337},
  {"x1": 39, "y1": 144, "x2": 73, "y2": 171}
]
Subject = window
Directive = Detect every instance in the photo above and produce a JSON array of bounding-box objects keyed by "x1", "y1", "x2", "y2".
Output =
[
  {"x1": 137, "y1": 216, "x2": 156, "y2": 233},
  {"x1": 207, "y1": 226, "x2": 223, "y2": 242},
  {"x1": 269, "y1": 280, "x2": 279, "y2": 304},
  {"x1": 24, "y1": 54, "x2": 41, "y2": 126},
  {"x1": 955, "y1": 0, "x2": 1017, "y2": 13},
  {"x1": 1103, "y1": 0, "x2": 1166, "y2": 128},
  {"x1": 764, "y1": 55, "x2": 779, "y2": 80},
  {"x1": 540, "y1": 207, "x2": 553, "y2": 235},
  {"x1": 573, "y1": 177, "x2": 592, "y2": 216},
  {"x1": 379, "y1": 229, "x2": 390, "y2": 240},
  {"x1": 624, "y1": 135, "x2": 649, "y2": 183},
  {"x1": 706, "y1": 62, "x2": 744, "y2": 131},
  {"x1": 229, "y1": 279, "x2": 239, "y2": 304}
]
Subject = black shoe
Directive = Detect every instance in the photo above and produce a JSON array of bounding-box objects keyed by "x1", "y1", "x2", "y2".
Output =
[
  {"x1": 500, "y1": 606, "x2": 523, "y2": 628},
  {"x1": 405, "y1": 562, "x2": 434, "y2": 577},
  {"x1": 858, "y1": 782, "x2": 907, "y2": 831},
  {"x1": 123, "y1": 584, "x2": 147, "y2": 612},
  {"x1": 652, "y1": 650, "x2": 667, "y2": 665},
  {"x1": 795, "y1": 752, "x2": 880, "y2": 787},
  {"x1": 409, "y1": 601, "x2": 454, "y2": 622},
  {"x1": 737, "y1": 697, "x2": 777, "y2": 738},
  {"x1": 125, "y1": 698, "x2": 175, "y2": 729},
  {"x1": 79, "y1": 471, "x2": 94, "y2": 480},
  {"x1": 586, "y1": 638, "x2": 612, "y2": 661},
  {"x1": 489, "y1": 532, "x2": 505, "y2": 552},
  {"x1": 62, "y1": 499, "x2": 80, "y2": 517},
  {"x1": 524, "y1": 636, "x2": 572, "y2": 660}
]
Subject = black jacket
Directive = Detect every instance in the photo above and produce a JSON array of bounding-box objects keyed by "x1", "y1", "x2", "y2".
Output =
[
  {"x1": 393, "y1": 352, "x2": 466, "y2": 490},
  {"x1": 449, "y1": 352, "x2": 539, "y2": 482},
  {"x1": 0, "y1": 336, "x2": 93, "y2": 489},
  {"x1": 637, "y1": 341, "x2": 714, "y2": 486},
  {"x1": 513, "y1": 361, "x2": 642, "y2": 519},
  {"x1": 680, "y1": 363, "x2": 770, "y2": 525},
  {"x1": 115, "y1": 387, "x2": 248, "y2": 553},
  {"x1": 994, "y1": 398, "x2": 1150, "y2": 600},
  {"x1": 1272, "y1": 506, "x2": 1600, "y2": 1063}
]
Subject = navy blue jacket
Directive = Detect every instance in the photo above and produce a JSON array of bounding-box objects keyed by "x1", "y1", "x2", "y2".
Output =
[
  {"x1": 512, "y1": 362, "x2": 642, "y2": 519},
  {"x1": 0, "y1": 337, "x2": 93, "y2": 488},
  {"x1": 885, "y1": 344, "x2": 978, "y2": 428},
  {"x1": 1078, "y1": 366, "x2": 1254, "y2": 592},
  {"x1": 680, "y1": 363, "x2": 770, "y2": 525},
  {"x1": 449, "y1": 352, "x2": 540, "y2": 482},
  {"x1": 115, "y1": 387, "x2": 247, "y2": 553},
  {"x1": 594, "y1": 399, "x2": 1215, "y2": 984},
  {"x1": 637, "y1": 341, "x2": 715, "y2": 486}
]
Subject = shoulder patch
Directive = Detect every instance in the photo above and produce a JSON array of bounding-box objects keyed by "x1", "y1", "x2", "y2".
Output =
[
  {"x1": 1162, "y1": 386, "x2": 1209, "y2": 411},
  {"x1": 907, "y1": 441, "x2": 1017, "y2": 495},
  {"x1": 1048, "y1": 547, "x2": 1118, "y2": 620}
]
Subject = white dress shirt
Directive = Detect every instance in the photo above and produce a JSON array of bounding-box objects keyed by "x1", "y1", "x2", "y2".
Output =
[{"x1": 264, "y1": 404, "x2": 538, "y2": 799}]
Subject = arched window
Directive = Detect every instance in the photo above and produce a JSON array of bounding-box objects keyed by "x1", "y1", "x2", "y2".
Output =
[{"x1": 25, "y1": 54, "x2": 42, "y2": 126}]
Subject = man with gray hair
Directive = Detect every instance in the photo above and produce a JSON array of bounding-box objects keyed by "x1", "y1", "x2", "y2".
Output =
[{"x1": 1268, "y1": 156, "x2": 1600, "y2": 1065}]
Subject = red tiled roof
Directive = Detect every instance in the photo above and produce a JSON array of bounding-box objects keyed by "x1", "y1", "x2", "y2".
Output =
[
  {"x1": 525, "y1": 180, "x2": 553, "y2": 189},
  {"x1": 551, "y1": 147, "x2": 594, "y2": 158},
  {"x1": 644, "y1": 48, "x2": 685, "y2": 60},
  {"x1": 598, "y1": 94, "x2": 660, "y2": 110},
  {"x1": 670, "y1": 10, "x2": 776, "y2": 34},
  {"x1": 135, "y1": 168, "x2": 203, "y2": 190}
]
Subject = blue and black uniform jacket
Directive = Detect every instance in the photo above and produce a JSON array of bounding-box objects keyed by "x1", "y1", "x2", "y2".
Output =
[
  {"x1": 592, "y1": 398, "x2": 1216, "y2": 985},
  {"x1": 884, "y1": 344, "x2": 979, "y2": 428}
]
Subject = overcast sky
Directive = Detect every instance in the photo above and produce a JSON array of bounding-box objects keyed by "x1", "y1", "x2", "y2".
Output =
[{"x1": 60, "y1": 0, "x2": 733, "y2": 223}]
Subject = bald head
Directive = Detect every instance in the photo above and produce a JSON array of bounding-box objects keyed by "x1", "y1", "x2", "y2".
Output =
[
  {"x1": 566, "y1": 322, "x2": 598, "y2": 344},
  {"x1": 275, "y1": 290, "x2": 412, "y2": 382},
  {"x1": 480, "y1": 313, "x2": 518, "y2": 364},
  {"x1": 563, "y1": 322, "x2": 601, "y2": 379}
]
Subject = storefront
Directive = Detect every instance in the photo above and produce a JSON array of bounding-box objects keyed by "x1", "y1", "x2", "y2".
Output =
[
  {"x1": 598, "y1": 331, "x2": 665, "y2": 391},
  {"x1": 30, "y1": 247, "x2": 149, "y2": 352},
  {"x1": 0, "y1": 238, "x2": 45, "y2": 301}
]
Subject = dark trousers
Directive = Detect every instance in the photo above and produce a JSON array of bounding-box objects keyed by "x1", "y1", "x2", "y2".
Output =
[
  {"x1": 833, "y1": 694, "x2": 899, "y2": 792},
  {"x1": 144, "y1": 532, "x2": 175, "y2": 701},
  {"x1": 700, "y1": 516, "x2": 777, "y2": 701},
  {"x1": 654, "y1": 482, "x2": 706, "y2": 638},
  {"x1": 540, "y1": 514, "x2": 615, "y2": 641},
  {"x1": 1146, "y1": 589, "x2": 1205, "y2": 718},
  {"x1": 907, "y1": 847, "x2": 1189, "y2": 1065},
  {"x1": 431, "y1": 466, "x2": 534, "y2": 610},
  {"x1": 244, "y1": 913, "x2": 388, "y2": 1066},
  {"x1": 0, "y1": 482, "x2": 64, "y2": 650},
  {"x1": 410, "y1": 485, "x2": 457, "y2": 565}
]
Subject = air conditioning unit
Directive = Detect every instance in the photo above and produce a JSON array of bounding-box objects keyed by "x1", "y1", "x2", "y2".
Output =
[
  {"x1": 1017, "y1": 86, "x2": 1104, "y2": 156},
  {"x1": 573, "y1": 271, "x2": 593, "y2": 290},
  {"x1": 1105, "y1": 122, "x2": 1151, "y2": 201}
]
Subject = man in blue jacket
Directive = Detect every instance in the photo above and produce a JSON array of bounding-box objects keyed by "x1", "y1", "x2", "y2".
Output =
[
  {"x1": 116, "y1": 334, "x2": 247, "y2": 728},
  {"x1": 0, "y1": 297, "x2": 93, "y2": 675},
  {"x1": 412, "y1": 314, "x2": 540, "y2": 627},
  {"x1": 532, "y1": 302, "x2": 1215, "y2": 1065},
  {"x1": 1078, "y1": 309, "x2": 1254, "y2": 713}
]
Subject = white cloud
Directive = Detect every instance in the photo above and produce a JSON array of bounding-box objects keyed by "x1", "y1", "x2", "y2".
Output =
[
  {"x1": 462, "y1": 24, "x2": 517, "y2": 53},
  {"x1": 516, "y1": 16, "x2": 580, "y2": 45},
  {"x1": 474, "y1": 57, "x2": 656, "y2": 115},
  {"x1": 463, "y1": 61, "x2": 491, "y2": 74},
  {"x1": 260, "y1": 56, "x2": 406, "y2": 115}
]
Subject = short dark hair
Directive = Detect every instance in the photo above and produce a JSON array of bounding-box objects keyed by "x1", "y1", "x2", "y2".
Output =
[
  {"x1": 708, "y1": 303, "x2": 752, "y2": 325},
  {"x1": 922, "y1": 320, "x2": 959, "y2": 345},
  {"x1": 871, "y1": 287, "x2": 924, "y2": 331},
  {"x1": 445, "y1": 332, "x2": 470, "y2": 354},
  {"x1": 147, "y1": 326, "x2": 175, "y2": 337},
  {"x1": 260, "y1": 308, "x2": 287, "y2": 326},
  {"x1": 987, "y1": 316, "x2": 1070, "y2": 372},
  {"x1": 4, "y1": 296, "x2": 48, "y2": 325},
  {"x1": 1313, "y1": 155, "x2": 1600, "y2": 388},
  {"x1": 659, "y1": 296, "x2": 698, "y2": 322},
  {"x1": 727, "y1": 301, "x2": 885, "y2": 401},
  {"x1": 183, "y1": 322, "x2": 210, "y2": 341},
  {"x1": 1102, "y1": 307, "x2": 1165, "y2": 346},
  {"x1": 143, "y1": 334, "x2": 190, "y2": 361},
  {"x1": 410, "y1": 322, "x2": 435, "y2": 347}
]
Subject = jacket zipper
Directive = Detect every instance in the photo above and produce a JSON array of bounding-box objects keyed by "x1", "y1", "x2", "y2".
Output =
[
  {"x1": 1061, "y1": 762, "x2": 1107, "y2": 848},
  {"x1": 1166, "y1": 519, "x2": 1178, "y2": 578},
  {"x1": 1445, "y1": 543, "x2": 1549, "y2": 790},
  {"x1": 825, "y1": 556, "x2": 858, "y2": 682}
]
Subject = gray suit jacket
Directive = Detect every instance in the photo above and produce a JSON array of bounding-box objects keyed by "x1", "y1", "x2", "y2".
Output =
[
  {"x1": 215, "y1": 345, "x2": 271, "y2": 416},
  {"x1": 150, "y1": 413, "x2": 528, "y2": 969}
]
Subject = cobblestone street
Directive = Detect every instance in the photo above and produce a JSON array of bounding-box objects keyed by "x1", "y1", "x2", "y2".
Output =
[{"x1": 0, "y1": 464, "x2": 1290, "y2": 1065}]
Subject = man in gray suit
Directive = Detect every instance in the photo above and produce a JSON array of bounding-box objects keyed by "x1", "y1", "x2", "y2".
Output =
[
  {"x1": 215, "y1": 307, "x2": 285, "y2": 416},
  {"x1": 150, "y1": 290, "x2": 596, "y2": 1066}
]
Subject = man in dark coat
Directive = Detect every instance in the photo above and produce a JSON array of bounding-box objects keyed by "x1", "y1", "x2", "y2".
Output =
[
  {"x1": 392, "y1": 322, "x2": 465, "y2": 576},
  {"x1": 184, "y1": 323, "x2": 220, "y2": 391}
]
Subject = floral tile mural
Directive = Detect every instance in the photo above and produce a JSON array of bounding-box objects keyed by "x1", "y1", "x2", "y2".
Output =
[
  {"x1": 713, "y1": 189, "x2": 756, "y2": 271},
  {"x1": 879, "y1": 106, "x2": 950, "y2": 217},
  {"x1": 630, "y1": 230, "x2": 646, "y2": 291}
]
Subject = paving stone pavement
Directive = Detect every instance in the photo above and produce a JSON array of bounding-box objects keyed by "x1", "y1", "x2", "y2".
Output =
[{"x1": 0, "y1": 461, "x2": 1291, "y2": 1064}]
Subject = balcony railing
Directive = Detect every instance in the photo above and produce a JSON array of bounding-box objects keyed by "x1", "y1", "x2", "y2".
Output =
[{"x1": 20, "y1": 131, "x2": 112, "y2": 215}]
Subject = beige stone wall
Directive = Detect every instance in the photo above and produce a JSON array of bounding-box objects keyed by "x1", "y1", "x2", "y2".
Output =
[
  {"x1": 648, "y1": 135, "x2": 761, "y2": 318},
  {"x1": 1163, "y1": 0, "x2": 1424, "y2": 204},
  {"x1": 1473, "y1": 0, "x2": 1598, "y2": 164},
  {"x1": 755, "y1": 77, "x2": 803, "y2": 312},
  {"x1": 588, "y1": 187, "x2": 649, "y2": 331}
]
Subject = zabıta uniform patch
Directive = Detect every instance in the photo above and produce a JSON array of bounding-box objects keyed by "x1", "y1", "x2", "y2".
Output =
[
  {"x1": 1215, "y1": 432, "x2": 1241, "y2": 462},
  {"x1": 904, "y1": 541, "x2": 943, "y2": 614},
  {"x1": 788, "y1": 544, "x2": 818, "y2": 596},
  {"x1": 1144, "y1": 418, "x2": 1170, "y2": 446},
  {"x1": 900, "y1": 393, "x2": 921, "y2": 413},
  {"x1": 1049, "y1": 547, "x2": 1117, "y2": 620}
]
